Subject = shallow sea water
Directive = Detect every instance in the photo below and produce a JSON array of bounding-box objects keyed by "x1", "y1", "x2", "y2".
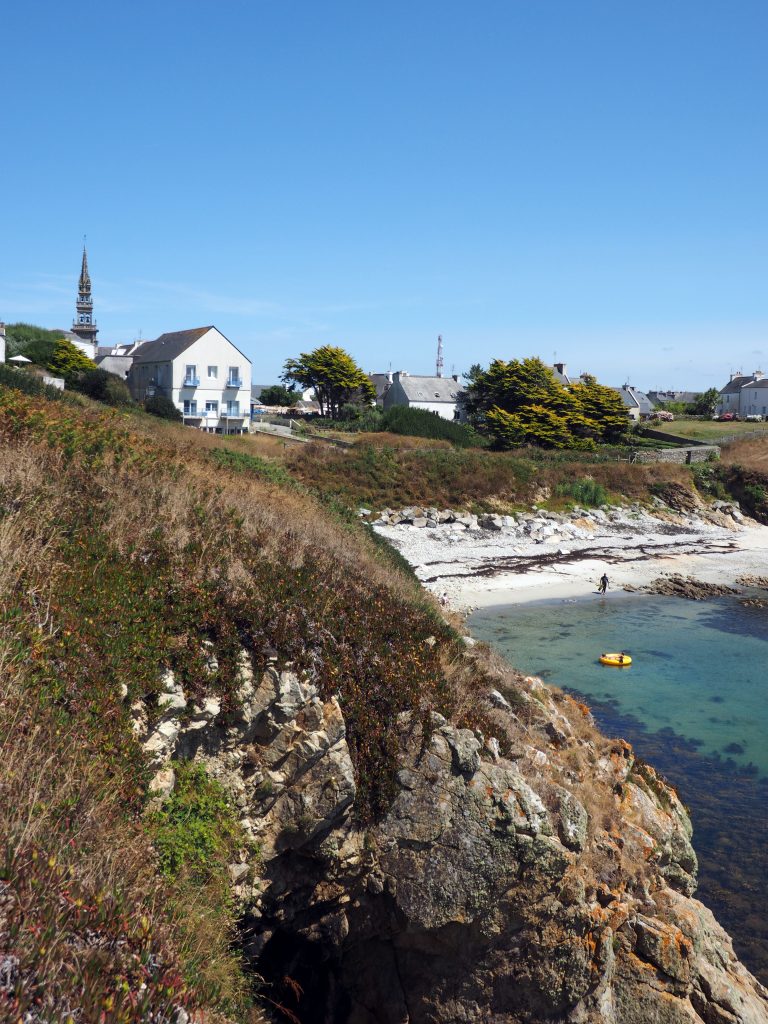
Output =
[{"x1": 469, "y1": 592, "x2": 768, "y2": 983}]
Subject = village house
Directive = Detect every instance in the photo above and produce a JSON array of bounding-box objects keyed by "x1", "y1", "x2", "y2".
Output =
[
  {"x1": 383, "y1": 370, "x2": 462, "y2": 421},
  {"x1": 128, "y1": 326, "x2": 251, "y2": 434},
  {"x1": 715, "y1": 371, "x2": 765, "y2": 418},
  {"x1": 612, "y1": 384, "x2": 655, "y2": 421}
]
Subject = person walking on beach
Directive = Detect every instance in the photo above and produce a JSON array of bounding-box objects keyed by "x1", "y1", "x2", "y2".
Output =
[{"x1": 598, "y1": 573, "x2": 609, "y2": 595}]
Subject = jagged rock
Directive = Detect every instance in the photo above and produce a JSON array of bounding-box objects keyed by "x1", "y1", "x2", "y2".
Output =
[{"x1": 134, "y1": 649, "x2": 768, "y2": 1024}]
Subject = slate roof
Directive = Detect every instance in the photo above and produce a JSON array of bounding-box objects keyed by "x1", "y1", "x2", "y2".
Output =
[
  {"x1": 742, "y1": 377, "x2": 768, "y2": 389},
  {"x1": 719, "y1": 375, "x2": 758, "y2": 394},
  {"x1": 396, "y1": 375, "x2": 462, "y2": 403},
  {"x1": 131, "y1": 327, "x2": 214, "y2": 363},
  {"x1": 613, "y1": 386, "x2": 654, "y2": 414},
  {"x1": 369, "y1": 373, "x2": 392, "y2": 402},
  {"x1": 647, "y1": 390, "x2": 700, "y2": 405}
]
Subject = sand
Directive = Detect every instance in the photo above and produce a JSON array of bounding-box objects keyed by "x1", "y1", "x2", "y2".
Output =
[{"x1": 373, "y1": 507, "x2": 768, "y2": 611}]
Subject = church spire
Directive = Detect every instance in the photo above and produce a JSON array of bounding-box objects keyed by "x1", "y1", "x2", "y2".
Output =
[
  {"x1": 71, "y1": 241, "x2": 98, "y2": 356},
  {"x1": 78, "y1": 245, "x2": 91, "y2": 293}
]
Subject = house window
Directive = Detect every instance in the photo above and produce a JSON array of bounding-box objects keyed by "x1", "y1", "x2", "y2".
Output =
[
  {"x1": 184, "y1": 364, "x2": 198, "y2": 385},
  {"x1": 207, "y1": 365, "x2": 218, "y2": 379},
  {"x1": 227, "y1": 401, "x2": 240, "y2": 416},
  {"x1": 205, "y1": 400, "x2": 219, "y2": 415},
  {"x1": 183, "y1": 400, "x2": 198, "y2": 416},
  {"x1": 228, "y1": 366, "x2": 242, "y2": 386}
]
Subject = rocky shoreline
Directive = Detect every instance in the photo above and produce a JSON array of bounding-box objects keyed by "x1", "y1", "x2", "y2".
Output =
[{"x1": 369, "y1": 489, "x2": 768, "y2": 610}]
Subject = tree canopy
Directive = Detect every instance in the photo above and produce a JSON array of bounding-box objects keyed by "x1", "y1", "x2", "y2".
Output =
[
  {"x1": 282, "y1": 345, "x2": 375, "y2": 419},
  {"x1": 258, "y1": 384, "x2": 299, "y2": 407},
  {"x1": 461, "y1": 357, "x2": 629, "y2": 450},
  {"x1": 46, "y1": 338, "x2": 97, "y2": 384}
]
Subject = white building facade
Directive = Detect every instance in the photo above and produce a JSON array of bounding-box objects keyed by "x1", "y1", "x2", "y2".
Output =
[
  {"x1": 128, "y1": 326, "x2": 251, "y2": 434},
  {"x1": 715, "y1": 371, "x2": 765, "y2": 417}
]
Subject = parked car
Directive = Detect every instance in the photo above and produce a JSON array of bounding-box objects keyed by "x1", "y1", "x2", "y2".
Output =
[
  {"x1": 744, "y1": 414, "x2": 764, "y2": 422},
  {"x1": 717, "y1": 412, "x2": 736, "y2": 421}
]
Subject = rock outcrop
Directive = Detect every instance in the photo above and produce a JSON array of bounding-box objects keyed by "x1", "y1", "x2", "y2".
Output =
[{"x1": 133, "y1": 653, "x2": 768, "y2": 1023}]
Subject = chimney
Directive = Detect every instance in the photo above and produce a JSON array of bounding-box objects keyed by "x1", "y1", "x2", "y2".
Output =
[
  {"x1": 452, "y1": 373, "x2": 459, "y2": 382},
  {"x1": 730, "y1": 371, "x2": 743, "y2": 381},
  {"x1": 754, "y1": 369, "x2": 764, "y2": 380},
  {"x1": 386, "y1": 370, "x2": 392, "y2": 384},
  {"x1": 554, "y1": 362, "x2": 566, "y2": 376}
]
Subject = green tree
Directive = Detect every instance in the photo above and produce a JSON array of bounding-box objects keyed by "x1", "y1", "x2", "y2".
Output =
[
  {"x1": 688, "y1": 388, "x2": 719, "y2": 417},
  {"x1": 258, "y1": 384, "x2": 299, "y2": 406},
  {"x1": 569, "y1": 374, "x2": 629, "y2": 443},
  {"x1": 282, "y1": 345, "x2": 375, "y2": 418},
  {"x1": 46, "y1": 337, "x2": 97, "y2": 384},
  {"x1": 464, "y1": 358, "x2": 628, "y2": 450}
]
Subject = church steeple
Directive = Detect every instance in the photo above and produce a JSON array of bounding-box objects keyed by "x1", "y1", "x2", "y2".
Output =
[{"x1": 72, "y1": 242, "x2": 98, "y2": 355}]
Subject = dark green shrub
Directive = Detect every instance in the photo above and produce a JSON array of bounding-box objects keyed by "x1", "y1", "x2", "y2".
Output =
[
  {"x1": 145, "y1": 394, "x2": 182, "y2": 421},
  {"x1": 555, "y1": 478, "x2": 608, "y2": 507},
  {"x1": 75, "y1": 367, "x2": 133, "y2": 406},
  {"x1": 379, "y1": 405, "x2": 479, "y2": 447}
]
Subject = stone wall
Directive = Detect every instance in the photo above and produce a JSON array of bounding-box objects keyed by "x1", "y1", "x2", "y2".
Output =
[{"x1": 633, "y1": 444, "x2": 720, "y2": 464}]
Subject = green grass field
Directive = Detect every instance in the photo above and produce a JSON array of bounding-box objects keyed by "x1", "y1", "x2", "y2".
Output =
[{"x1": 652, "y1": 418, "x2": 768, "y2": 443}]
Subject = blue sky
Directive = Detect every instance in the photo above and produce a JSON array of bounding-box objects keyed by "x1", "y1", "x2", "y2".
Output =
[{"x1": 2, "y1": 0, "x2": 766, "y2": 390}]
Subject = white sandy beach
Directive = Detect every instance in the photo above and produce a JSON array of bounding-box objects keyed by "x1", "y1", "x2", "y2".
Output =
[{"x1": 373, "y1": 505, "x2": 768, "y2": 611}]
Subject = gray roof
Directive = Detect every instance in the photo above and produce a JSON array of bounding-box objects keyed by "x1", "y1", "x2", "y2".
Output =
[
  {"x1": 742, "y1": 377, "x2": 768, "y2": 389},
  {"x1": 613, "y1": 386, "x2": 654, "y2": 413},
  {"x1": 368, "y1": 373, "x2": 392, "y2": 401},
  {"x1": 719, "y1": 374, "x2": 757, "y2": 395},
  {"x1": 396, "y1": 375, "x2": 461, "y2": 403},
  {"x1": 132, "y1": 327, "x2": 214, "y2": 363},
  {"x1": 647, "y1": 390, "x2": 700, "y2": 405}
]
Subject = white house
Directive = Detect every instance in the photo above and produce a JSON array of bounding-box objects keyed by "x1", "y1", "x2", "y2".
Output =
[
  {"x1": 128, "y1": 326, "x2": 251, "y2": 434},
  {"x1": 736, "y1": 374, "x2": 768, "y2": 418},
  {"x1": 383, "y1": 371, "x2": 462, "y2": 420},
  {"x1": 715, "y1": 371, "x2": 764, "y2": 417}
]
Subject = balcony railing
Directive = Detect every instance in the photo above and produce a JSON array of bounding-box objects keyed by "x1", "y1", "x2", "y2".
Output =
[
  {"x1": 220, "y1": 409, "x2": 243, "y2": 418},
  {"x1": 225, "y1": 377, "x2": 243, "y2": 388},
  {"x1": 183, "y1": 377, "x2": 200, "y2": 387}
]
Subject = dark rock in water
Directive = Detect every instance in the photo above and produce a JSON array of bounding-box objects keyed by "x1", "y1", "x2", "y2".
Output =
[
  {"x1": 724, "y1": 742, "x2": 745, "y2": 755},
  {"x1": 639, "y1": 574, "x2": 741, "y2": 600}
]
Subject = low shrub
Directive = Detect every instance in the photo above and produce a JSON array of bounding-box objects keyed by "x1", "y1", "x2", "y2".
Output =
[
  {"x1": 555, "y1": 478, "x2": 608, "y2": 507},
  {"x1": 75, "y1": 367, "x2": 133, "y2": 406},
  {"x1": 379, "y1": 405, "x2": 480, "y2": 447},
  {"x1": 145, "y1": 394, "x2": 183, "y2": 421},
  {"x1": 0, "y1": 362, "x2": 64, "y2": 401}
]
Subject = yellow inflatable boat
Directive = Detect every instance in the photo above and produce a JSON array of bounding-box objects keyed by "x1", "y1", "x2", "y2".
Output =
[{"x1": 600, "y1": 653, "x2": 632, "y2": 667}]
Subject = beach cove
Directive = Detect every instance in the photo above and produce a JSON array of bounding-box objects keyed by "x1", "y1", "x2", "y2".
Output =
[{"x1": 374, "y1": 500, "x2": 768, "y2": 983}]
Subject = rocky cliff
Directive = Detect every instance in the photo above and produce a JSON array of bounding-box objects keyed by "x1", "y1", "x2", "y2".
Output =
[{"x1": 136, "y1": 648, "x2": 768, "y2": 1023}]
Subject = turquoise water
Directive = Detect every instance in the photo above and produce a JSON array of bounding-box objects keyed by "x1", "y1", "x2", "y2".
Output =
[
  {"x1": 470, "y1": 593, "x2": 768, "y2": 775},
  {"x1": 469, "y1": 592, "x2": 768, "y2": 983}
]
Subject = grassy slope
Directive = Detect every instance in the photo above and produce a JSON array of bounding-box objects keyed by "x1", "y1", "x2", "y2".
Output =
[
  {"x1": 0, "y1": 386, "x2": 466, "y2": 1022},
  {"x1": 0, "y1": 384, "x2": 718, "y2": 1020},
  {"x1": 282, "y1": 437, "x2": 694, "y2": 511}
]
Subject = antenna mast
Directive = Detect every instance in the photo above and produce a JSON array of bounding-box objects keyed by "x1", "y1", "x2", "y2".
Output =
[{"x1": 436, "y1": 334, "x2": 444, "y2": 378}]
